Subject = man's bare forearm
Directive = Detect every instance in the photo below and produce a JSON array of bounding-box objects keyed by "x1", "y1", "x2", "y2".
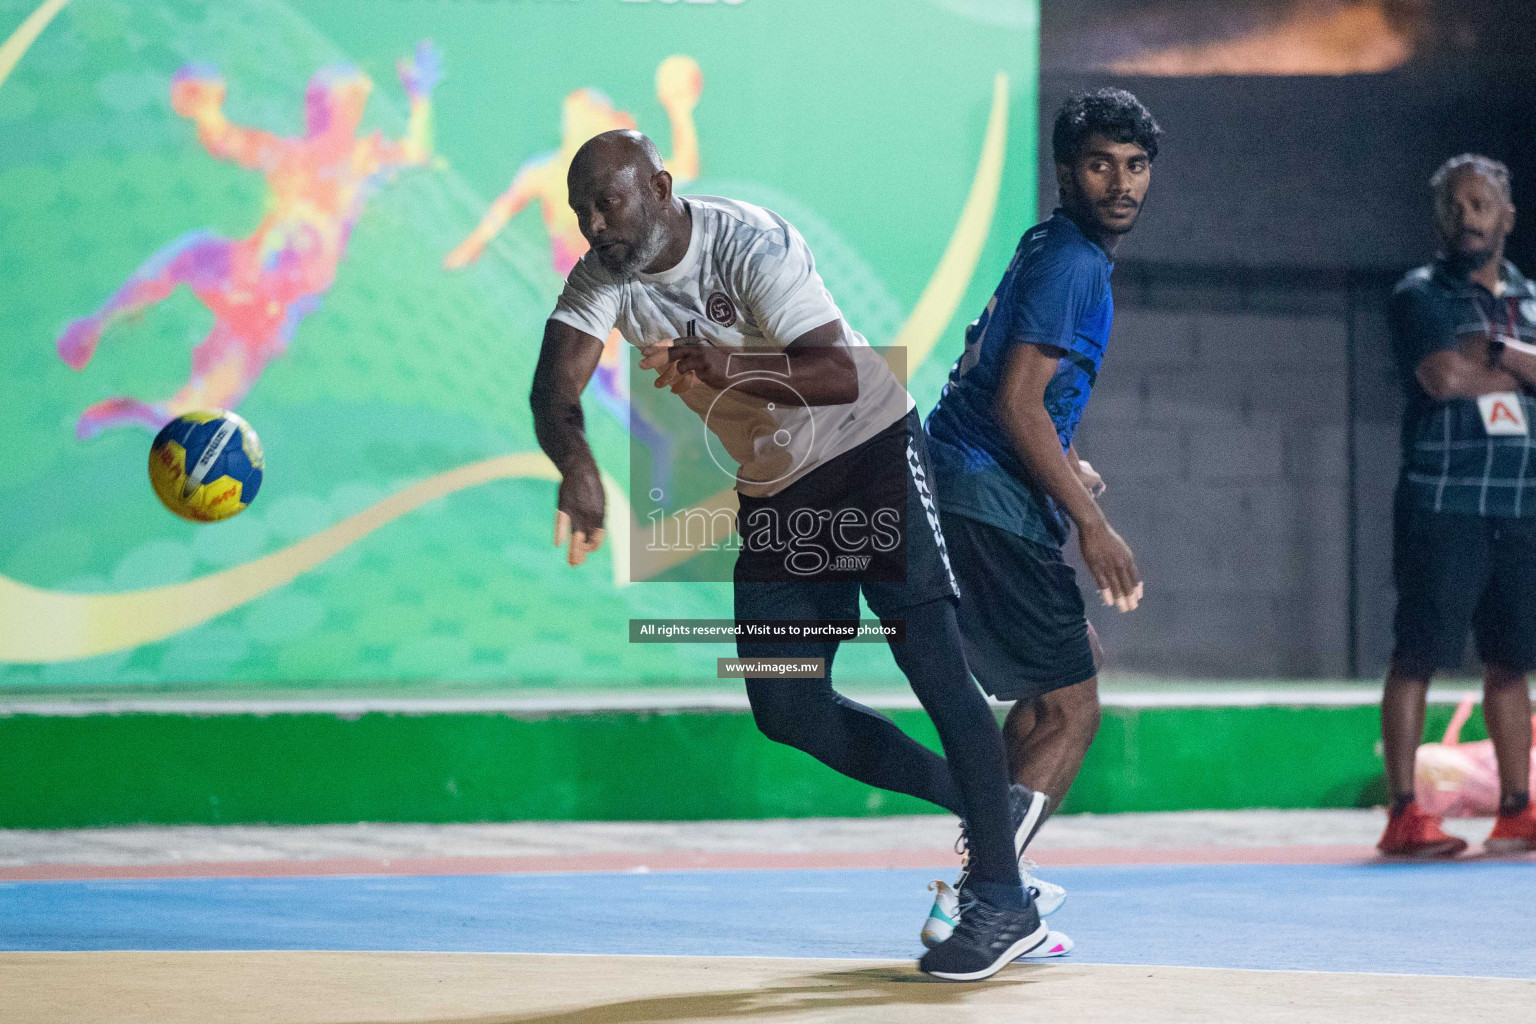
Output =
[
  {"x1": 530, "y1": 321, "x2": 605, "y2": 474},
  {"x1": 1435, "y1": 366, "x2": 1519, "y2": 400},
  {"x1": 669, "y1": 319, "x2": 860, "y2": 405},
  {"x1": 1494, "y1": 343, "x2": 1536, "y2": 392},
  {"x1": 530, "y1": 385, "x2": 596, "y2": 473},
  {"x1": 718, "y1": 345, "x2": 859, "y2": 405},
  {"x1": 1419, "y1": 348, "x2": 1522, "y2": 401},
  {"x1": 1002, "y1": 404, "x2": 1106, "y2": 533}
]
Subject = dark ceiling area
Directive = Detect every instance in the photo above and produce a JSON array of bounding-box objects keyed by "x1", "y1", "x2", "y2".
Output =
[{"x1": 1038, "y1": 0, "x2": 1535, "y2": 271}]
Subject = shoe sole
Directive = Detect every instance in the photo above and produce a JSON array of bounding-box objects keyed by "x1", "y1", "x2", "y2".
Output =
[
  {"x1": 1377, "y1": 840, "x2": 1467, "y2": 858},
  {"x1": 1017, "y1": 929, "x2": 1073, "y2": 958},
  {"x1": 1015, "y1": 790, "x2": 1049, "y2": 859},
  {"x1": 921, "y1": 921, "x2": 1051, "y2": 982},
  {"x1": 1484, "y1": 837, "x2": 1536, "y2": 854}
]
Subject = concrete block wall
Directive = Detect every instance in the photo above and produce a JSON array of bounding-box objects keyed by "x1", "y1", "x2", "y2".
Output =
[
  {"x1": 1030, "y1": 8, "x2": 1536, "y2": 680},
  {"x1": 1068, "y1": 266, "x2": 1402, "y2": 678}
]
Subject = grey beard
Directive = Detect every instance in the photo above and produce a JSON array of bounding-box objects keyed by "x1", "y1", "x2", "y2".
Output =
[{"x1": 605, "y1": 219, "x2": 670, "y2": 279}]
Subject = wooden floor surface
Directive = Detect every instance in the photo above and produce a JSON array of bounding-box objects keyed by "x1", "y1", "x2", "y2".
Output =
[{"x1": 5, "y1": 952, "x2": 1532, "y2": 1024}]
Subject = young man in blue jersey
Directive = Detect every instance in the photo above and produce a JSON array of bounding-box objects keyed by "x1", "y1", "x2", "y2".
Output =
[{"x1": 919, "y1": 89, "x2": 1160, "y2": 947}]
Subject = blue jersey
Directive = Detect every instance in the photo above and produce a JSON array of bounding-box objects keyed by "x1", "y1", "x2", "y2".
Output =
[{"x1": 924, "y1": 211, "x2": 1114, "y2": 546}]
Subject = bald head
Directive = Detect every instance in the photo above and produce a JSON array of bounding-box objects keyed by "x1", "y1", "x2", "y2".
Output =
[
  {"x1": 567, "y1": 129, "x2": 684, "y2": 278},
  {"x1": 569, "y1": 129, "x2": 664, "y2": 189}
]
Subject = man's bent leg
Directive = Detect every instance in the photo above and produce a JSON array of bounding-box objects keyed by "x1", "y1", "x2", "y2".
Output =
[
  {"x1": 1004, "y1": 675, "x2": 1102, "y2": 805},
  {"x1": 58, "y1": 231, "x2": 231, "y2": 371},
  {"x1": 742, "y1": 670, "x2": 962, "y2": 815},
  {"x1": 736, "y1": 579, "x2": 962, "y2": 815}
]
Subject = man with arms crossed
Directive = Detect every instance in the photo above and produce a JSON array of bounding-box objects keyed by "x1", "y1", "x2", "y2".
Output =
[
  {"x1": 532, "y1": 128, "x2": 1054, "y2": 979},
  {"x1": 1378, "y1": 154, "x2": 1536, "y2": 856},
  {"x1": 921, "y1": 89, "x2": 1158, "y2": 944}
]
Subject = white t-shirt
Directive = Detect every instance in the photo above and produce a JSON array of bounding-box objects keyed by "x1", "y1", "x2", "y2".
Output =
[{"x1": 549, "y1": 195, "x2": 912, "y2": 498}]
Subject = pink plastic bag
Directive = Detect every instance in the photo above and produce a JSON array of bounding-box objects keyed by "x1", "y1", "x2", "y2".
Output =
[{"x1": 1414, "y1": 698, "x2": 1536, "y2": 818}]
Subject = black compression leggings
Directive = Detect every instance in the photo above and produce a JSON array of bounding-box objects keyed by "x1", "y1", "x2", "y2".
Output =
[{"x1": 742, "y1": 597, "x2": 1021, "y2": 889}]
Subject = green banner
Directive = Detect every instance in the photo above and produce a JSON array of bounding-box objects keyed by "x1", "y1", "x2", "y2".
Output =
[{"x1": 0, "y1": 0, "x2": 1038, "y2": 687}]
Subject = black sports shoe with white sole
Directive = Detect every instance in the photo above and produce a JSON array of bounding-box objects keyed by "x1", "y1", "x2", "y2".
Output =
[
  {"x1": 917, "y1": 895, "x2": 1048, "y2": 981},
  {"x1": 1009, "y1": 783, "x2": 1050, "y2": 856},
  {"x1": 951, "y1": 782, "x2": 1051, "y2": 874},
  {"x1": 956, "y1": 783, "x2": 1051, "y2": 865}
]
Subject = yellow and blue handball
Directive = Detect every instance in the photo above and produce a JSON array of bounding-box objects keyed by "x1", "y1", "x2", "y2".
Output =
[{"x1": 148, "y1": 411, "x2": 264, "y2": 522}]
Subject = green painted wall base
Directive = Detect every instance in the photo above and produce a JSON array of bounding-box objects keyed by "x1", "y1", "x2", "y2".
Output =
[{"x1": 0, "y1": 702, "x2": 1484, "y2": 828}]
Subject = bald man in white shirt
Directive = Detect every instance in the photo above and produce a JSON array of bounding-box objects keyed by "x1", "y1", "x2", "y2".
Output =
[{"x1": 528, "y1": 130, "x2": 1055, "y2": 980}]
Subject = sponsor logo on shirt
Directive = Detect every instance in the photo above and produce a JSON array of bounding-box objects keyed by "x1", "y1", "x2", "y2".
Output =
[{"x1": 707, "y1": 291, "x2": 738, "y2": 327}]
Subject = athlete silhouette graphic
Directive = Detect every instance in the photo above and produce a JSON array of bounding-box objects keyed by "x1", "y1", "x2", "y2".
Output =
[{"x1": 57, "y1": 42, "x2": 443, "y2": 439}]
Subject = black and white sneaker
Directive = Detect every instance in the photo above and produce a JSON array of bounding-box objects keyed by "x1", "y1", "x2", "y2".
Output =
[
  {"x1": 917, "y1": 895, "x2": 1049, "y2": 981},
  {"x1": 950, "y1": 782, "x2": 1052, "y2": 871},
  {"x1": 1009, "y1": 783, "x2": 1050, "y2": 857},
  {"x1": 920, "y1": 784, "x2": 1058, "y2": 949}
]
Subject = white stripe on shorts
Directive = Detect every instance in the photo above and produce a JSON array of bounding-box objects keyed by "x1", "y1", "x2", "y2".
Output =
[{"x1": 906, "y1": 438, "x2": 960, "y2": 598}]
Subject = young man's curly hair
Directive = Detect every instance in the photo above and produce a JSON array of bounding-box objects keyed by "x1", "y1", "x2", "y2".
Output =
[{"x1": 1052, "y1": 88, "x2": 1162, "y2": 166}]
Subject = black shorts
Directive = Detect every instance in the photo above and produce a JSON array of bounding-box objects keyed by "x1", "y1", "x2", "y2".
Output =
[
  {"x1": 1392, "y1": 500, "x2": 1536, "y2": 676},
  {"x1": 941, "y1": 510, "x2": 1097, "y2": 701},
  {"x1": 734, "y1": 409, "x2": 959, "y2": 624}
]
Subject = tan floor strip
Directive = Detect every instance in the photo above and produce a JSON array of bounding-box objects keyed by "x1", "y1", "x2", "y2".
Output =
[{"x1": 3, "y1": 952, "x2": 1531, "y2": 1024}]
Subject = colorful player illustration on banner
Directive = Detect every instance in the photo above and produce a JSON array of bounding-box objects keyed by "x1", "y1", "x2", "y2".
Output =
[
  {"x1": 55, "y1": 41, "x2": 443, "y2": 439},
  {"x1": 0, "y1": 0, "x2": 1027, "y2": 681}
]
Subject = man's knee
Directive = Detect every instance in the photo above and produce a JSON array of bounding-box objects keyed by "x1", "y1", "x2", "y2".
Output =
[
  {"x1": 1039, "y1": 678, "x2": 1101, "y2": 739},
  {"x1": 1485, "y1": 663, "x2": 1530, "y2": 690},
  {"x1": 746, "y1": 681, "x2": 833, "y2": 748},
  {"x1": 1003, "y1": 699, "x2": 1037, "y2": 743},
  {"x1": 747, "y1": 690, "x2": 800, "y2": 746},
  {"x1": 1386, "y1": 655, "x2": 1435, "y2": 687}
]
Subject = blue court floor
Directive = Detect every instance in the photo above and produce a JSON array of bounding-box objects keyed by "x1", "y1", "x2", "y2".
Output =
[{"x1": 4, "y1": 862, "x2": 1534, "y2": 979}]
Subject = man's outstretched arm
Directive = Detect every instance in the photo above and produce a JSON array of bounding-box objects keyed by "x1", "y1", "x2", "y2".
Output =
[
  {"x1": 997, "y1": 342, "x2": 1141, "y2": 612},
  {"x1": 531, "y1": 319, "x2": 606, "y2": 566}
]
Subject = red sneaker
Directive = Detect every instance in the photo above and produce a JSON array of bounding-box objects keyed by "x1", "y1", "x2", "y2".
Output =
[
  {"x1": 1377, "y1": 801, "x2": 1468, "y2": 858},
  {"x1": 1485, "y1": 802, "x2": 1536, "y2": 854}
]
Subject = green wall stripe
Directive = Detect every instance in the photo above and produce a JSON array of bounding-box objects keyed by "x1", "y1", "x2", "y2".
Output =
[{"x1": 0, "y1": 703, "x2": 1483, "y2": 828}]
